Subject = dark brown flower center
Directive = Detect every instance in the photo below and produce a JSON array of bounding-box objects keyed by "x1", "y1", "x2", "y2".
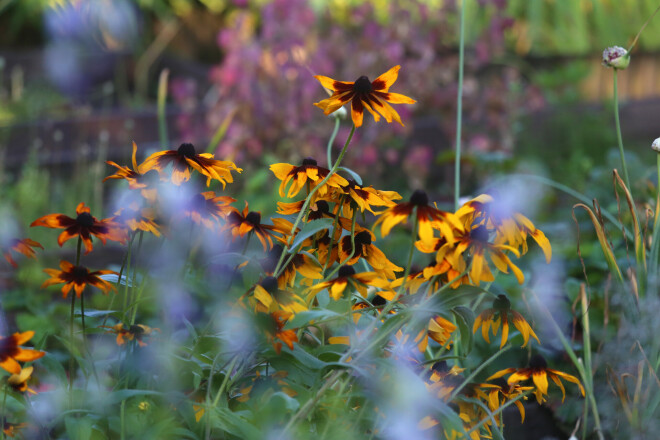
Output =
[
  {"x1": 315, "y1": 201, "x2": 330, "y2": 215},
  {"x1": 470, "y1": 225, "x2": 489, "y2": 243},
  {"x1": 371, "y1": 294, "x2": 387, "y2": 306},
  {"x1": 432, "y1": 361, "x2": 449, "y2": 374},
  {"x1": 492, "y1": 294, "x2": 511, "y2": 311},
  {"x1": 129, "y1": 325, "x2": 145, "y2": 336},
  {"x1": 177, "y1": 143, "x2": 197, "y2": 158},
  {"x1": 409, "y1": 190, "x2": 429, "y2": 206},
  {"x1": 302, "y1": 157, "x2": 317, "y2": 166},
  {"x1": 354, "y1": 231, "x2": 372, "y2": 246},
  {"x1": 353, "y1": 76, "x2": 372, "y2": 94},
  {"x1": 337, "y1": 265, "x2": 356, "y2": 278},
  {"x1": 0, "y1": 337, "x2": 14, "y2": 356},
  {"x1": 260, "y1": 276, "x2": 279, "y2": 294},
  {"x1": 529, "y1": 354, "x2": 548, "y2": 369},
  {"x1": 76, "y1": 212, "x2": 95, "y2": 228},
  {"x1": 72, "y1": 266, "x2": 89, "y2": 280},
  {"x1": 246, "y1": 211, "x2": 261, "y2": 225}
]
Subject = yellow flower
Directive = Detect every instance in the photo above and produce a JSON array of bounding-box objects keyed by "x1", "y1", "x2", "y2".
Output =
[
  {"x1": 473, "y1": 295, "x2": 540, "y2": 348},
  {"x1": 8, "y1": 366, "x2": 37, "y2": 394},
  {"x1": 307, "y1": 265, "x2": 391, "y2": 301},
  {"x1": 141, "y1": 142, "x2": 241, "y2": 187},
  {"x1": 488, "y1": 354, "x2": 585, "y2": 404},
  {"x1": 0, "y1": 331, "x2": 45, "y2": 374},
  {"x1": 314, "y1": 65, "x2": 416, "y2": 127},
  {"x1": 270, "y1": 158, "x2": 348, "y2": 199}
]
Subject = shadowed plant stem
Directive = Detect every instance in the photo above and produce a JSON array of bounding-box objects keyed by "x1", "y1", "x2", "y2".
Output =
[
  {"x1": 454, "y1": 0, "x2": 466, "y2": 211},
  {"x1": 327, "y1": 117, "x2": 341, "y2": 168},
  {"x1": 613, "y1": 70, "x2": 631, "y2": 191}
]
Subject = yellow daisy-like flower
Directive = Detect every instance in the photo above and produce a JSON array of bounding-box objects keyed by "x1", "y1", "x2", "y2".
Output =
[
  {"x1": 307, "y1": 265, "x2": 391, "y2": 301},
  {"x1": 270, "y1": 158, "x2": 348, "y2": 199},
  {"x1": 473, "y1": 294, "x2": 540, "y2": 348},
  {"x1": 488, "y1": 354, "x2": 585, "y2": 404},
  {"x1": 101, "y1": 323, "x2": 160, "y2": 347},
  {"x1": 329, "y1": 179, "x2": 401, "y2": 217},
  {"x1": 251, "y1": 277, "x2": 307, "y2": 315},
  {"x1": 104, "y1": 141, "x2": 161, "y2": 201},
  {"x1": 374, "y1": 190, "x2": 463, "y2": 248},
  {"x1": 314, "y1": 65, "x2": 416, "y2": 127},
  {"x1": 41, "y1": 260, "x2": 117, "y2": 299},
  {"x1": 0, "y1": 331, "x2": 45, "y2": 375},
  {"x1": 8, "y1": 366, "x2": 37, "y2": 394},
  {"x1": 141, "y1": 142, "x2": 242, "y2": 187},
  {"x1": 338, "y1": 229, "x2": 402, "y2": 280}
]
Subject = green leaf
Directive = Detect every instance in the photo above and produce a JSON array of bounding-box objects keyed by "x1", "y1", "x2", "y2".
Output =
[
  {"x1": 65, "y1": 416, "x2": 93, "y2": 440},
  {"x1": 75, "y1": 309, "x2": 117, "y2": 318},
  {"x1": 285, "y1": 309, "x2": 342, "y2": 329},
  {"x1": 452, "y1": 306, "x2": 475, "y2": 356},
  {"x1": 287, "y1": 218, "x2": 335, "y2": 251}
]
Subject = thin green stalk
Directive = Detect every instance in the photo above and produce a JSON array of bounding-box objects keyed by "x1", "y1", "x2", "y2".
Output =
[
  {"x1": 628, "y1": 4, "x2": 660, "y2": 52},
  {"x1": 1, "y1": 386, "x2": 7, "y2": 440},
  {"x1": 613, "y1": 70, "x2": 631, "y2": 191},
  {"x1": 128, "y1": 231, "x2": 144, "y2": 324},
  {"x1": 650, "y1": 155, "x2": 660, "y2": 284},
  {"x1": 389, "y1": 212, "x2": 419, "y2": 304},
  {"x1": 465, "y1": 392, "x2": 530, "y2": 436},
  {"x1": 157, "y1": 69, "x2": 169, "y2": 149},
  {"x1": 103, "y1": 232, "x2": 136, "y2": 327},
  {"x1": 533, "y1": 290, "x2": 604, "y2": 440},
  {"x1": 212, "y1": 356, "x2": 240, "y2": 408},
  {"x1": 453, "y1": 0, "x2": 467, "y2": 211},
  {"x1": 324, "y1": 212, "x2": 358, "y2": 280},
  {"x1": 321, "y1": 202, "x2": 344, "y2": 273},
  {"x1": 122, "y1": 235, "x2": 133, "y2": 320},
  {"x1": 449, "y1": 346, "x2": 510, "y2": 401},
  {"x1": 274, "y1": 124, "x2": 356, "y2": 276},
  {"x1": 75, "y1": 237, "x2": 84, "y2": 341},
  {"x1": 327, "y1": 117, "x2": 341, "y2": 168},
  {"x1": 120, "y1": 399, "x2": 126, "y2": 440}
]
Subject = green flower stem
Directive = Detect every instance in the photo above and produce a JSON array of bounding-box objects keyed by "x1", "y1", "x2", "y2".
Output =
[
  {"x1": 75, "y1": 237, "x2": 85, "y2": 342},
  {"x1": 613, "y1": 70, "x2": 632, "y2": 191},
  {"x1": 389, "y1": 212, "x2": 419, "y2": 305},
  {"x1": 650, "y1": 155, "x2": 660, "y2": 284},
  {"x1": 324, "y1": 212, "x2": 357, "y2": 280},
  {"x1": 321, "y1": 202, "x2": 344, "y2": 273},
  {"x1": 449, "y1": 346, "x2": 510, "y2": 401},
  {"x1": 1, "y1": 386, "x2": 7, "y2": 440},
  {"x1": 327, "y1": 117, "x2": 341, "y2": 168},
  {"x1": 157, "y1": 69, "x2": 169, "y2": 149},
  {"x1": 102, "y1": 232, "x2": 136, "y2": 328},
  {"x1": 274, "y1": 124, "x2": 356, "y2": 277},
  {"x1": 532, "y1": 289, "x2": 604, "y2": 440},
  {"x1": 454, "y1": 0, "x2": 467, "y2": 211},
  {"x1": 628, "y1": 4, "x2": 660, "y2": 52},
  {"x1": 128, "y1": 231, "x2": 144, "y2": 324},
  {"x1": 465, "y1": 391, "x2": 531, "y2": 437}
]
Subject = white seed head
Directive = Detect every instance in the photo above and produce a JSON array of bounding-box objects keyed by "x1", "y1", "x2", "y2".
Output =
[
  {"x1": 602, "y1": 46, "x2": 630, "y2": 69},
  {"x1": 332, "y1": 105, "x2": 348, "y2": 120}
]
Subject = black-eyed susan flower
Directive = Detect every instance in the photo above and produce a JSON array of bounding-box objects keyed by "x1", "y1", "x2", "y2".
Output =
[
  {"x1": 260, "y1": 310, "x2": 298, "y2": 354},
  {"x1": 104, "y1": 141, "x2": 161, "y2": 201},
  {"x1": 374, "y1": 190, "x2": 463, "y2": 248},
  {"x1": 473, "y1": 294, "x2": 540, "y2": 349},
  {"x1": 31, "y1": 202, "x2": 127, "y2": 254},
  {"x1": 225, "y1": 202, "x2": 286, "y2": 251},
  {"x1": 3, "y1": 422, "x2": 27, "y2": 438},
  {"x1": 178, "y1": 191, "x2": 236, "y2": 231},
  {"x1": 3, "y1": 238, "x2": 43, "y2": 268},
  {"x1": 338, "y1": 229, "x2": 403, "y2": 279},
  {"x1": 331, "y1": 179, "x2": 401, "y2": 217},
  {"x1": 488, "y1": 354, "x2": 585, "y2": 404},
  {"x1": 101, "y1": 323, "x2": 160, "y2": 347},
  {"x1": 0, "y1": 331, "x2": 45, "y2": 374},
  {"x1": 250, "y1": 277, "x2": 307, "y2": 315},
  {"x1": 314, "y1": 65, "x2": 416, "y2": 127},
  {"x1": 141, "y1": 142, "x2": 242, "y2": 187},
  {"x1": 7, "y1": 366, "x2": 37, "y2": 394},
  {"x1": 42, "y1": 260, "x2": 117, "y2": 298},
  {"x1": 270, "y1": 158, "x2": 348, "y2": 199},
  {"x1": 307, "y1": 265, "x2": 391, "y2": 301},
  {"x1": 114, "y1": 202, "x2": 162, "y2": 237},
  {"x1": 478, "y1": 378, "x2": 532, "y2": 423}
]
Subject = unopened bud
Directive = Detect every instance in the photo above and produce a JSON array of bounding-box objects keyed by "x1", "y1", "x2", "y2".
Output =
[
  {"x1": 652, "y1": 137, "x2": 660, "y2": 153},
  {"x1": 602, "y1": 46, "x2": 630, "y2": 69},
  {"x1": 332, "y1": 105, "x2": 347, "y2": 120}
]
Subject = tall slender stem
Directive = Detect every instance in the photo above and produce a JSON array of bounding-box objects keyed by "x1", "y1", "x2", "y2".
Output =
[
  {"x1": 75, "y1": 238, "x2": 85, "y2": 341},
  {"x1": 613, "y1": 70, "x2": 632, "y2": 191},
  {"x1": 454, "y1": 0, "x2": 467, "y2": 211},
  {"x1": 274, "y1": 124, "x2": 356, "y2": 276},
  {"x1": 327, "y1": 117, "x2": 341, "y2": 168}
]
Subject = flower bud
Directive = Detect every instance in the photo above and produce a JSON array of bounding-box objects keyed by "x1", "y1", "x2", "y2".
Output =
[
  {"x1": 602, "y1": 46, "x2": 630, "y2": 69},
  {"x1": 332, "y1": 105, "x2": 347, "y2": 120},
  {"x1": 652, "y1": 137, "x2": 660, "y2": 153}
]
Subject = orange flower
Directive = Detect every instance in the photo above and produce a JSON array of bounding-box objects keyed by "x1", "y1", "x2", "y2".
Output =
[
  {"x1": 263, "y1": 311, "x2": 298, "y2": 354},
  {"x1": 178, "y1": 191, "x2": 236, "y2": 231},
  {"x1": 3, "y1": 238, "x2": 43, "y2": 268},
  {"x1": 114, "y1": 203, "x2": 162, "y2": 237},
  {"x1": 104, "y1": 141, "x2": 161, "y2": 201},
  {"x1": 270, "y1": 158, "x2": 348, "y2": 199},
  {"x1": 31, "y1": 202, "x2": 127, "y2": 254},
  {"x1": 374, "y1": 190, "x2": 463, "y2": 248},
  {"x1": 8, "y1": 366, "x2": 37, "y2": 394},
  {"x1": 101, "y1": 323, "x2": 160, "y2": 347},
  {"x1": 42, "y1": 260, "x2": 117, "y2": 298},
  {"x1": 3, "y1": 422, "x2": 27, "y2": 438},
  {"x1": 473, "y1": 294, "x2": 540, "y2": 348},
  {"x1": 488, "y1": 354, "x2": 585, "y2": 404},
  {"x1": 307, "y1": 265, "x2": 391, "y2": 301},
  {"x1": 0, "y1": 331, "x2": 45, "y2": 374},
  {"x1": 314, "y1": 65, "x2": 416, "y2": 127},
  {"x1": 225, "y1": 202, "x2": 285, "y2": 251},
  {"x1": 141, "y1": 142, "x2": 241, "y2": 186}
]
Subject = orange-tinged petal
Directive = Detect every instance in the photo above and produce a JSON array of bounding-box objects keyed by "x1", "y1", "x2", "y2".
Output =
[
  {"x1": 371, "y1": 65, "x2": 400, "y2": 92},
  {"x1": 351, "y1": 98, "x2": 364, "y2": 127},
  {"x1": 531, "y1": 371, "x2": 549, "y2": 396}
]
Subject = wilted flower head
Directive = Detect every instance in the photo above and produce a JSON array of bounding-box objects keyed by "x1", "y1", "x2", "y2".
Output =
[{"x1": 602, "y1": 46, "x2": 630, "y2": 69}]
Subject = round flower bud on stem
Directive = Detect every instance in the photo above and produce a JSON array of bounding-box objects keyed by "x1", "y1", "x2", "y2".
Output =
[
  {"x1": 652, "y1": 137, "x2": 660, "y2": 153},
  {"x1": 602, "y1": 46, "x2": 630, "y2": 69}
]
